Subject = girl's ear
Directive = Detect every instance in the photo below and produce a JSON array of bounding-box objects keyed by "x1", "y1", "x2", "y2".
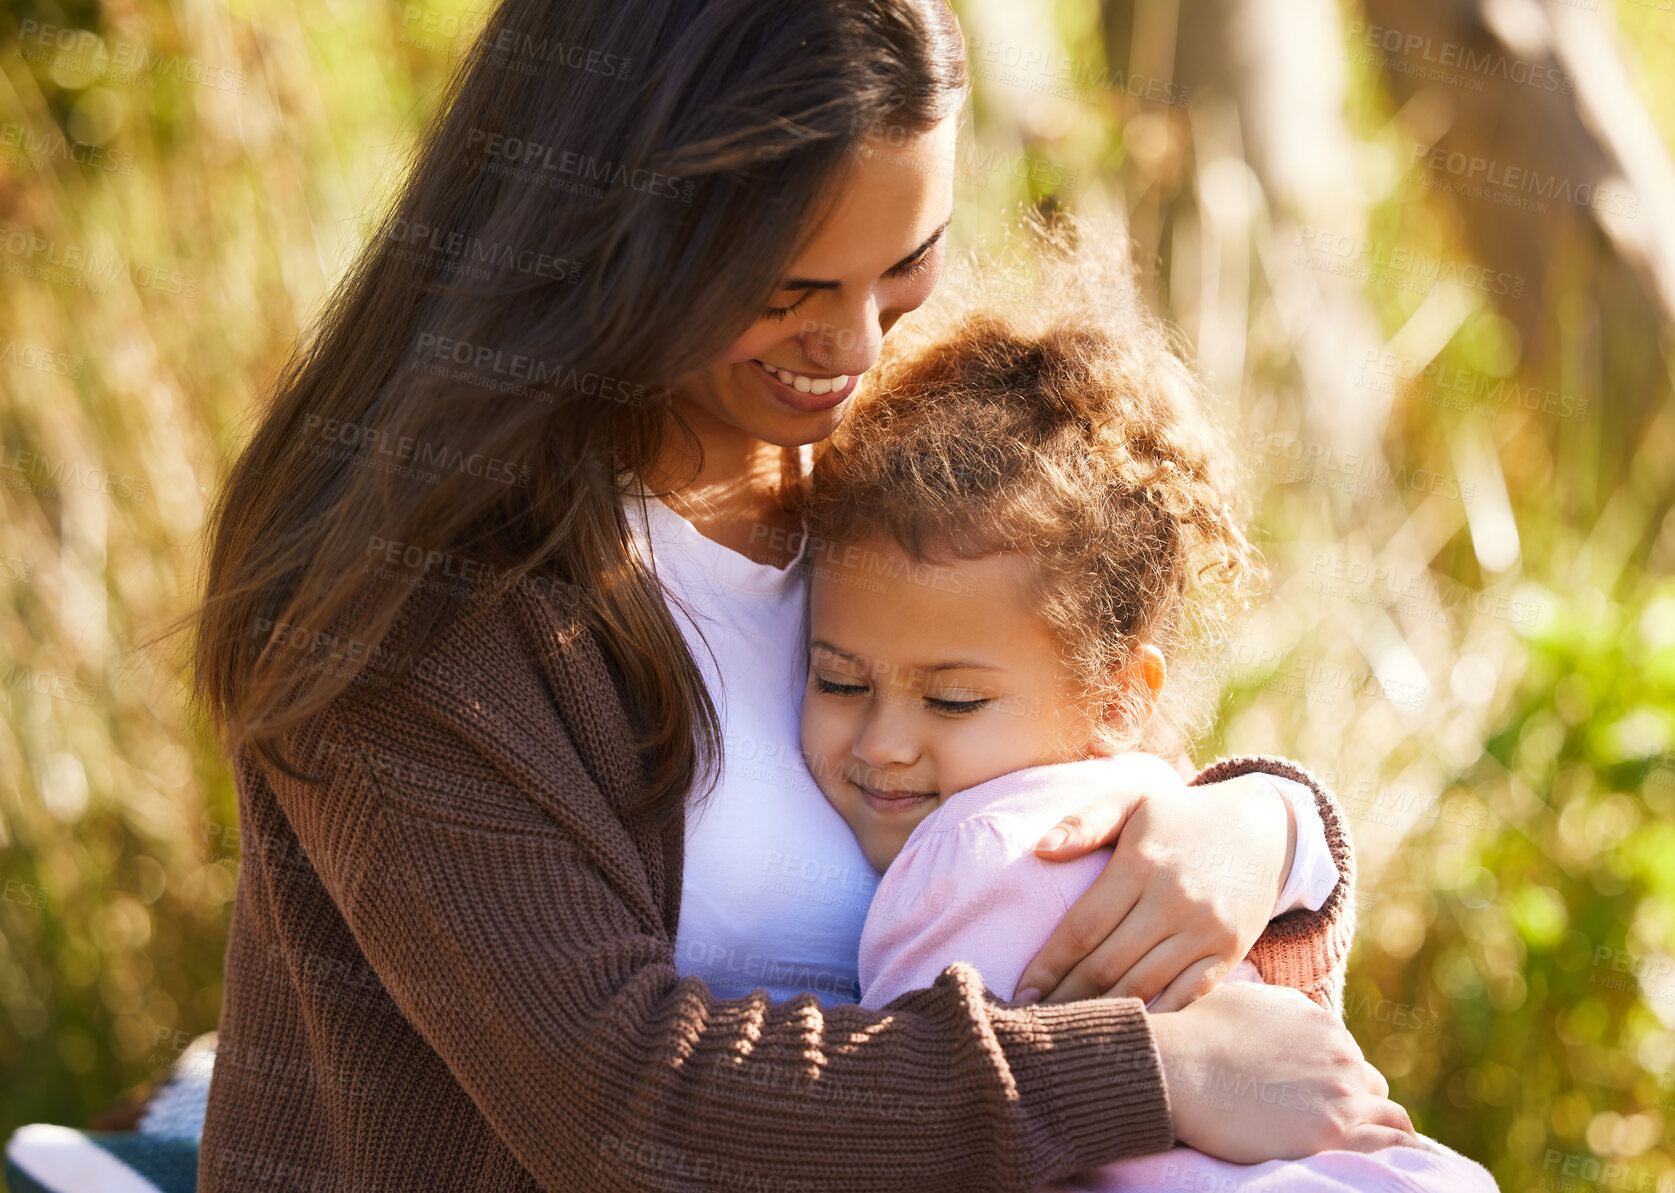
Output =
[{"x1": 1102, "y1": 644, "x2": 1166, "y2": 732}]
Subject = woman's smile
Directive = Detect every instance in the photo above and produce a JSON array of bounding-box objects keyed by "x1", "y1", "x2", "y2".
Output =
[{"x1": 747, "y1": 357, "x2": 860, "y2": 411}]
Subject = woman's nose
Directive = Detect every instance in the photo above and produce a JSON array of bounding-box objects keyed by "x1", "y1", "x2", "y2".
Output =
[{"x1": 798, "y1": 296, "x2": 884, "y2": 377}]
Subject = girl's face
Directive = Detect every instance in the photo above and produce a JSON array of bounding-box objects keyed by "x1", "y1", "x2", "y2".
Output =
[
  {"x1": 669, "y1": 116, "x2": 958, "y2": 448},
  {"x1": 799, "y1": 536, "x2": 1120, "y2": 873}
]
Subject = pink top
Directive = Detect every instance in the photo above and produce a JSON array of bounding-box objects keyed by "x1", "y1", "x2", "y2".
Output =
[
  {"x1": 859, "y1": 757, "x2": 1268, "y2": 1010},
  {"x1": 856, "y1": 757, "x2": 1501, "y2": 1193}
]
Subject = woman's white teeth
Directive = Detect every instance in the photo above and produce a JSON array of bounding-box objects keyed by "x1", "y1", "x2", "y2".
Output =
[{"x1": 760, "y1": 361, "x2": 850, "y2": 396}]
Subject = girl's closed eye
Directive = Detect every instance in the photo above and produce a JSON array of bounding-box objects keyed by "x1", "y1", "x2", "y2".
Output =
[
  {"x1": 924, "y1": 694, "x2": 988, "y2": 715},
  {"x1": 812, "y1": 674, "x2": 868, "y2": 696}
]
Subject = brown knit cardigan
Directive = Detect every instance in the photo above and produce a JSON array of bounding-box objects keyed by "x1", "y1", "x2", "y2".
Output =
[{"x1": 198, "y1": 583, "x2": 1356, "y2": 1193}]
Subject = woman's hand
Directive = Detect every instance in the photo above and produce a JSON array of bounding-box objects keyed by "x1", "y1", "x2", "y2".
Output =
[
  {"x1": 1149, "y1": 983, "x2": 1418, "y2": 1161},
  {"x1": 1016, "y1": 761, "x2": 1295, "y2": 1011}
]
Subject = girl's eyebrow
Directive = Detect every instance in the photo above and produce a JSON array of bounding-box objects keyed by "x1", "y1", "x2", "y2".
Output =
[
  {"x1": 778, "y1": 217, "x2": 953, "y2": 292},
  {"x1": 810, "y1": 641, "x2": 999, "y2": 674}
]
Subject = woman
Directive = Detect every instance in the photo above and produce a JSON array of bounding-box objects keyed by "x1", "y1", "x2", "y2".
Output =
[{"x1": 190, "y1": 1, "x2": 1414, "y2": 1189}]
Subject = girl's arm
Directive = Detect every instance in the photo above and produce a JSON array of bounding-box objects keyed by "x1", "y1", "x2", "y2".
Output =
[{"x1": 1016, "y1": 755, "x2": 1356, "y2": 1013}]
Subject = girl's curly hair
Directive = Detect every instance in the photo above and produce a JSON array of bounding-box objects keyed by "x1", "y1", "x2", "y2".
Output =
[{"x1": 804, "y1": 212, "x2": 1264, "y2": 755}]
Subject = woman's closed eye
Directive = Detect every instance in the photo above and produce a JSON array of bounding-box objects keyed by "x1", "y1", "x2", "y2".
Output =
[
  {"x1": 882, "y1": 250, "x2": 933, "y2": 282},
  {"x1": 762, "y1": 292, "x2": 811, "y2": 321}
]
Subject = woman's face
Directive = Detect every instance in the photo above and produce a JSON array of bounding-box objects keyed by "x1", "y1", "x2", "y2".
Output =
[{"x1": 670, "y1": 116, "x2": 958, "y2": 448}]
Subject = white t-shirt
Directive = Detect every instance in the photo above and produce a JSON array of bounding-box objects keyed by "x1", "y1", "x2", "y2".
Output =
[{"x1": 626, "y1": 495, "x2": 1337, "y2": 1008}]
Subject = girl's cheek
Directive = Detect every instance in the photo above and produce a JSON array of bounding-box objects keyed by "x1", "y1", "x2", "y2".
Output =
[{"x1": 802, "y1": 699, "x2": 858, "y2": 768}]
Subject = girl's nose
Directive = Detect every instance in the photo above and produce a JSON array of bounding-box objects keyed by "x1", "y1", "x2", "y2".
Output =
[{"x1": 851, "y1": 697, "x2": 919, "y2": 769}]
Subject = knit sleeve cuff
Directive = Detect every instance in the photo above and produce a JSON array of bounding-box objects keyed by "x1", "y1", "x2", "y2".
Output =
[
  {"x1": 993, "y1": 992, "x2": 1176, "y2": 1168},
  {"x1": 1189, "y1": 755, "x2": 1357, "y2": 1015}
]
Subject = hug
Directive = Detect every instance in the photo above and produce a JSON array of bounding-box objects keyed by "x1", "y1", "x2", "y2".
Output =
[{"x1": 165, "y1": 0, "x2": 1503, "y2": 1189}]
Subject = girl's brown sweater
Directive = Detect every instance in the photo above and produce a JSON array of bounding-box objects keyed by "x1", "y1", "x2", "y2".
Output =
[{"x1": 198, "y1": 584, "x2": 1356, "y2": 1193}]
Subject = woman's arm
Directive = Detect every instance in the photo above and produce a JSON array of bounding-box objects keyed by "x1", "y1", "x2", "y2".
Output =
[
  {"x1": 1193, "y1": 757, "x2": 1356, "y2": 1011},
  {"x1": 257, "y1": 658, "x2": 1174, "y2": 1192},
  {"x1": 1015, "y1": 755, "x2": 1356, "y2": 1013},
  {"x1": 854, "y1": 796, "x2": 1410, "y2": 1163}
]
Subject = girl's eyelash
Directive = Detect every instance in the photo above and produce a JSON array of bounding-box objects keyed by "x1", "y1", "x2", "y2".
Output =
[
  {"x1": 926, "y1": 697, "x2": 988, "y2": 715},
  {"x1": 762, "y1": 293, "x2": 810, "y2": 321},
  {"x1": 811, "y1": 672, "x2": 986, "y2": 713}
]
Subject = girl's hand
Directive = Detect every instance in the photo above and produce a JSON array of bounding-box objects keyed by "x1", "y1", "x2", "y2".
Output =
[
  {"x1": 1149, "y1": 983, "x2": 1419, "y2": 1161},
  {"x1": 1016, "y1": 762, "x2": 1295, "y2": 1011}
]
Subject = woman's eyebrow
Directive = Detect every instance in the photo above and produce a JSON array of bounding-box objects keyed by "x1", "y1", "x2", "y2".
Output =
[{"x1": 779, "y1": 217, "x2": 953, "y2": 292}]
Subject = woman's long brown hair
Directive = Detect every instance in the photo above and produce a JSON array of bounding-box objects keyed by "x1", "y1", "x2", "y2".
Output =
[{"x1": 190, "y1": 0, "x2": 967, "y2": 822}]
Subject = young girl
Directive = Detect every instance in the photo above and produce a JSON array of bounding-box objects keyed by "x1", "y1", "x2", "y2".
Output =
[{"x1": 797, "y1": 239, "x2": 1500, "y2": 1191}]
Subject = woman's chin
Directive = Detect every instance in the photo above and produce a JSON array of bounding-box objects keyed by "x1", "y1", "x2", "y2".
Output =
[{"x1": 748, "y1": 403, "x2": 852, "y2": 450}]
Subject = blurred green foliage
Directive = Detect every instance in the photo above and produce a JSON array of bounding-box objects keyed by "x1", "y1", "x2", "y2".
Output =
[{"x1": 1346, "y1": 582, "x2": 1675, "y2": 1191}]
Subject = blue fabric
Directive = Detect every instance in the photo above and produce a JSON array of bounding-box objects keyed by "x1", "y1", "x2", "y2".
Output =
[
  {"x1": 4, "y1": 1128, "x2": 197, "y2": 1193},
  {"x1": 7, "y1": 1032, "x2": 209, "y2": 1191},
  {"x1": 91, "y1": 1134, "x2": 198, "y2": 1191}
]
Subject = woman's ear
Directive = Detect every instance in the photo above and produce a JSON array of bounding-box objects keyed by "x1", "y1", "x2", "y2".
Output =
[{"x1": 1102, "y1": 645, "x2": 1166, "y2": 733}]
